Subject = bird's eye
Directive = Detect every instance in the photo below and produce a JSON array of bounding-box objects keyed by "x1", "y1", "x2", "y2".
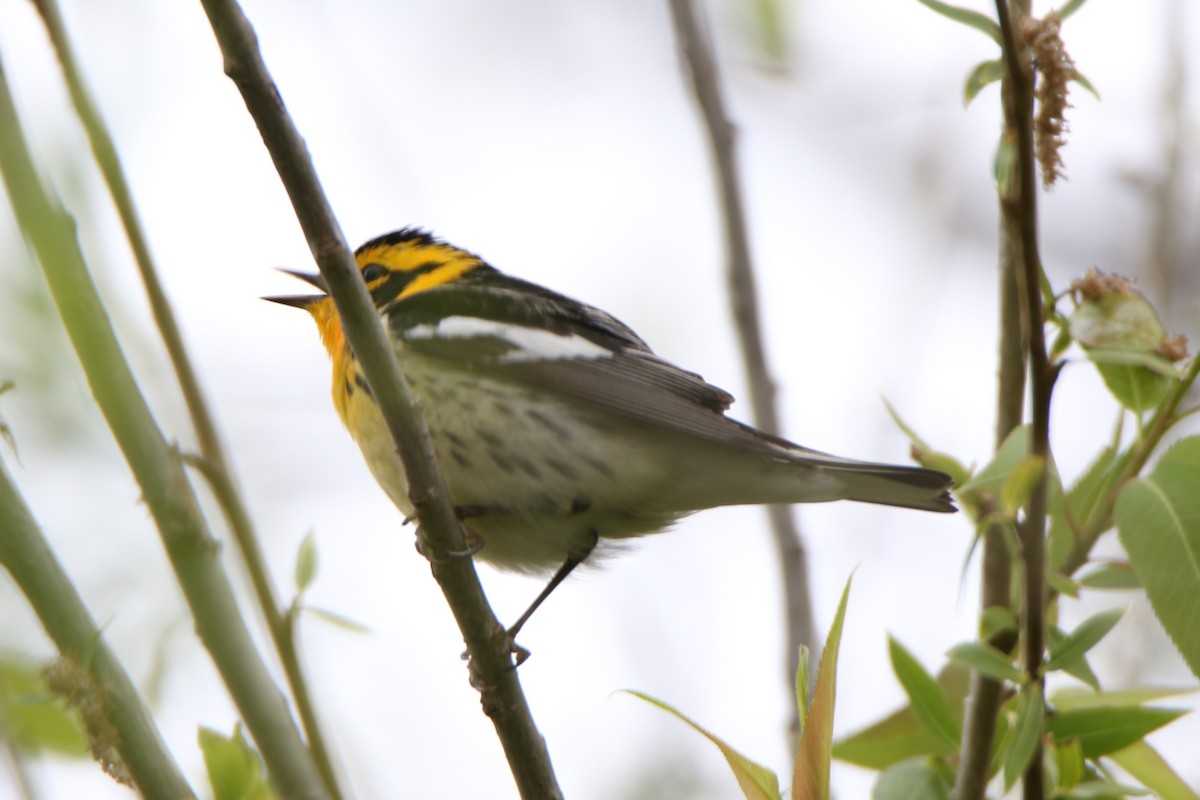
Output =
[{"x1": 361, "y1": 263, "x2": 388, "y2": 283}]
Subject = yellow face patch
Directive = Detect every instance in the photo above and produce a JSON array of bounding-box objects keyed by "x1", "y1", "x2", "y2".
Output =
[{"x1": 355, "y1": 241, "x2": 482, "y2": 302}]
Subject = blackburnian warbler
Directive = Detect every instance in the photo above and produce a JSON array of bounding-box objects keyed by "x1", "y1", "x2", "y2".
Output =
[{"x1": 269, "y1": 229, "x2": 954, "y2": 635}]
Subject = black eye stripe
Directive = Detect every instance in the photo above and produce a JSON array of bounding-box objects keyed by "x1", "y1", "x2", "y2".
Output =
[{"x1": 362, "y1": 260, "x2": 445, "y2": 284}]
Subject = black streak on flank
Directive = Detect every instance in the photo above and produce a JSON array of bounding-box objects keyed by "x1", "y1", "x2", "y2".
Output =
[{"x1": 353, "y1": 372, "x2": 373, "y2": 398}]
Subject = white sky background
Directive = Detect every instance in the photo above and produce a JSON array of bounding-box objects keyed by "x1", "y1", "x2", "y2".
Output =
[{"x1": 1, "y1": 0, "x2": 1198, "y2": 797}]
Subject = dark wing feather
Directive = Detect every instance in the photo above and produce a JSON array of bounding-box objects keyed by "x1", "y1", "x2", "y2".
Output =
[{"x1": 388, "y1": 272, "x2": 741, "y2": 427}]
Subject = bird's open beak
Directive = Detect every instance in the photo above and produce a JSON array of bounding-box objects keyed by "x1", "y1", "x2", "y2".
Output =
[{"x1": 263, "y1": 269, "x2": 328, "y2": 308}]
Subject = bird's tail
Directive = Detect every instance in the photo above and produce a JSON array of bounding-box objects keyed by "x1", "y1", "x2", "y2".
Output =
[{"x1": 815, "y1": 458, "x2": 956, "y2": 512}]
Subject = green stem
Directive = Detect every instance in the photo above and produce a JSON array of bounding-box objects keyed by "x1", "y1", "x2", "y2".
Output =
[
  {"x1": 0, "y1": 54, "x2": 329, "y2": 800},
  {"x1": 195, "y1": 1, "x2": 562, "y2": 796},
  {"x1": 25, "y1": 2, "x2": 344, "y2": 795},
  {"x1": 993, "y1": 2, "x2": 1051, "y2": 799},
  {"x1": 953, "y1": 219, "x2": 1025, "y2": 800},
  {"x1": 0, "y1": 460, "x2": 194, "y2": 799}
]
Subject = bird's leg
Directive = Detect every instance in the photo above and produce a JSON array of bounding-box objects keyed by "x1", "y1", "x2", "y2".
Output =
[
  {"x1": 413, "y1": 504, "x2": 510, "y2": 562},
  {"x1": 506, "y1": 530, "x2": 599, "y2": 665}
]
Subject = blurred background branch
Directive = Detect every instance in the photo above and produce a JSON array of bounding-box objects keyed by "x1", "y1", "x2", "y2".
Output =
[{"x1": 666, "y1": 0, "x2": 817, "y2": 744}]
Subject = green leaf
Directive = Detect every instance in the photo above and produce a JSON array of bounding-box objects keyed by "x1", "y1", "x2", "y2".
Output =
[
  {"x1": 1071, "y1": 289, "x2": 1178, "y2": 412},
  {"x1": 796, "y1": 645, "x2": 810, "y2": 737},
  {"x1": 1045, "y1": 706, "x2": 1185, "y2": 758},
  {"x1": 994, "y1": 131, "x2": 1019, "y2": 201},
  {"x1": 624, "y1": 690, "x2": 780, "y2": 800},
  {"x1": 1071, "y1": 71, "x2": 1101, "y2": 101},
  {"x1": 1046, "y1": 609, "x2": 1124, "y2": 672},
  {"x1": 1109, "y1": 740, "x2": 1200, "y2": 800},
  {"x1": 746, "y1": 0, "x2": 788, "y2": 63},
  {"x1": 912, "y1": 0, "x2": 1000, "y2": 42},
  {"x1": 200, "y1": 725, "x2": 276, "y2": 800},
  {"x1": 1095, "y1": 362, "x2": 1174, "y2": 412},
  {"x1": 1001, "y1": 456, "x2": 1045, "y2": 516},
  {"x1": 303, "y1": 606, "x2": 371, "y2": 634},
  {"x1": 834, "y1": 665, "x2": 969, "y2": 769},
  {"x1": 1077, "y1": 563, "x2": 1140, "y2": 590},
  {"x1": 1047, "y1": 446, "x2": 1121, "y2": 570},
  {"x1": 956, "y1": 425, "x2": 1034, "y2": 514},
  {"x1": 963, "y1": 59, "x2": 1004, "y2": 106},
  {"x1": 979, "y1": 606, "x2": 1018, "y2": 641},
  {"x1": 947, "y1": 641, "x2": 1024, "y2": 685},
  {"x1": 792, "y1": 575, "x2": 853, "y2": 800},
  {"x1": 1067, "y1": 780, "x2": 1152, "y2": 798},
  {"x1": 1056, "y1": 0, "x2": 1091, "y2": 21},
  {"x1": 1050, "y1": 685, "x2": 1196, "y2": 712},
  {"x1": 1046, "y1": 626, "x2": 1100, "y2": 690},
  {"x1": 882, "y1": 399, "x2": 969, "y2": 485},
  {"x1": 0, "y1": 656, "x2": 87, "y2": 756},
  {"x1": 1004, "y1": 685, "x2": 1045, "y2": 790},
  {"x1": 887, "y1": 637, "x2": 961, "y2": 750},
  {"x1": 1054, "y1": 736, "x2": 1084, "y2": 790},
  {"x1": 1115, "y1": 436, "x2": 1200, "y2": 679},
  {"x1": 1048, "y1": 572, "x2": 1081, "y2": 599},
  {"x1": 873, "y1": 757, "x2": 953, "y2": 800},
  {"x1": 294, "y1": 531, "x2": 318, "y2": 593}
]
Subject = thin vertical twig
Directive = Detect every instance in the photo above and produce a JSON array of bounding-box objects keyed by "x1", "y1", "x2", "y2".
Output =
[
  {"x1": 952, "y1": 159, "x2": 1026, "y2": 800},
  {"x1": 195, "y1": 1, "x2": 562, "y2": 796},
  {"x1": 665, "y1": 0, "x2": 817, "y2": 739},
  {"x1": 25, "y1": 2, "x2": 344, "y2": 795},
  {"x1": 993, "y1": 2, "x2": 1052, "y2": 799}
]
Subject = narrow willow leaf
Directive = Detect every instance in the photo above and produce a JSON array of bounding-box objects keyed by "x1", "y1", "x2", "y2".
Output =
[
  {"x1": 1066, "y1": 779, "x2": 1153, "y2": 798},
  {"x1": 1047, "y1": 446, "x2": 1120, "y2": 570},
  {"x1": 303, "y1": 606, "x2": 372, "y2": 634},
  {"x1": 1115, "y1": 436, "x2": 1200, "y2": 678},
  {"x1": 882, "y1": 399, "x2": 969, "y2": 484},
  {"x1": 1045, "y1": 706, "x2": 1185, "y2": 758},
  {"x1": 1055, "y1": 736, "x2": 1084, "y2": 790},
  {"x1": 1078, "y1": 563, "x2": 1140, "y2": 590},
  {"x1": 887, "y1": 637, "x2": 961, "y2": 749},
  {"x1": 1070, "y1": 70, "x2": 1101, "y2": 99},
  {"x1": 1047, "y1": 572, "x2": 1080, "y2": 599},
  {"x1": 294, "y1": 531, "x2": 318, "y2": 593},
  {"x1": 963, "y1": 59, "x2": 1004, "y2": 106},
  {"x1": 947, "y1": 642, "x2": 1024, "y2": 685},
  {"x1": 994, "y1": 131, "x2": 1019, "y2": 200},
  {"x1": 873, "y1": 757, "x2": 953, "y2": 800},
  {"x1": 796, "y1": 645, "x2": 810, "y2": 737},
  {"x1": 792, "y1": 576, "x2": 853, "y2": 800},
  {"x1": 955, "y1": 425, "x2": 1032, "y2": 513},
  {"x1": 1046, "y1": 609, "x2": 1124, "y2": 671},
  {"x1": 1056, "y1": 0, "x2": 1091, "y2": 20},
  {"x1": 913, "y1": 0, "x2": 1000, "y2": 42},
  {"x1": 1109, "y1": 740, "x2": 1200, "y2": 800},
  {"x1": 1050, "y1": 685, "x2": 1196, "y2": 712},
  {"x1": 833, "y1": 665, "x2": 969, "y2": 769},
  {"x1": 624, "y1": 691, "x2": 780, "y2": 800},
  {"x1": 1000, "y1": 456, "x2": 1045, "y2": 516},
  {"x1": 1004, "y1": 686, "x2": 1045, "y2": 791},
  {"x1": 1047, "y1": 628, "x2": 1101, "y2": 690}
]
